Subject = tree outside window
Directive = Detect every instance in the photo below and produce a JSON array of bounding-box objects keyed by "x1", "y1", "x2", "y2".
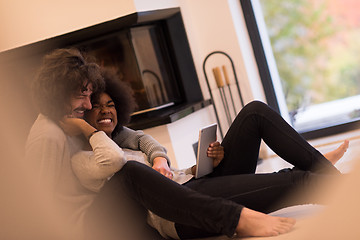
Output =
[{"x1": 259, "y1": 0, "x2": 360, "y2": 124}]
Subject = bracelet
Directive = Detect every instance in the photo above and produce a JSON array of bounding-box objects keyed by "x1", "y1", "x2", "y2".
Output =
[{"x1": 88, "y1": 130, "x2": 100, "y2": 140}]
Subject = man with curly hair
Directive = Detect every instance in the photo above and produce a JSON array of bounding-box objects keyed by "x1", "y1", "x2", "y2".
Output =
[{"x1": 25, "y1": 48, "x2": 105, "y2": 236}]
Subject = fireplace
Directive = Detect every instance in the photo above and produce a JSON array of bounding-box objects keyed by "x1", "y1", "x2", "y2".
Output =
[{"x1": 0, "y1": 8, "x2": 209, "y2": 131}]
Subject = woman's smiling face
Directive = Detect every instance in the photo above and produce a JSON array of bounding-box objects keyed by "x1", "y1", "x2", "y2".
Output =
[{"x1": 85, "y1": 92, "x2": 118, "y2": 137}]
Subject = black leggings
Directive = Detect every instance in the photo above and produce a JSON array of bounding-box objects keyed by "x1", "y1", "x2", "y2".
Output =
[
  {"x1": 214, "y1": 101, "x2": 338, "y2": 175},
  {"x1": 86, "y1": 101, "x2": 340, "y2": 239},
  {"x1": 176, "y1": 101, "x2": 339, "y2": 238}
]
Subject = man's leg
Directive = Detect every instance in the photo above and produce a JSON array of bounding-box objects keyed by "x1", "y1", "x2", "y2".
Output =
[
  {"x1": 85, "y1": 161, "x2": 242, "y2": 239},
  {"x1": 177, "y1": 169, "x2": 322, "y2": 239},
  {"x1": 187, "y1": 170, "x2": 328, "y2": 214}
]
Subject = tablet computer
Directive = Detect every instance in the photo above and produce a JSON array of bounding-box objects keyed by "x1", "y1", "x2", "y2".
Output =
[{"x1": 195, "y1": 123, "x2": 217, "y2": 178}]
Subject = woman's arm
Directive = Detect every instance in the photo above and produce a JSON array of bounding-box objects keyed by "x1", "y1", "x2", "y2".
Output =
[
  {"x1": 60, "y1": 117, "x2": 126, "y2": 191},
  {"x1": 113, "y1": 127, "x2": 173, "y2": 179},
  {"x1": 113, "y1": 127, "x2": 169, "y2": 165},
  {"x1": 71, "y1": 131, "x2": 126, "y2": 192}
]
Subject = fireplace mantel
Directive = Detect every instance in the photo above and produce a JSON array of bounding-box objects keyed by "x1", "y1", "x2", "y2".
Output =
[{"x1": 127, "y1": 99, "x2": 212, "y2": 130}]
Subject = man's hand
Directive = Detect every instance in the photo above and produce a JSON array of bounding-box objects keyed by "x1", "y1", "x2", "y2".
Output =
[
  {"x1": 207, "y1": 141, "x2": 224, "y2": 168},
  {"x1": 59, "y1": 117, "x2": 85, "y2": 136},
  {"x1": 152, "y1": 157, "x2": 173, "y2": 180},
  {"x1": 59, "y1": 116, "x2": 96, "y2": 138}
]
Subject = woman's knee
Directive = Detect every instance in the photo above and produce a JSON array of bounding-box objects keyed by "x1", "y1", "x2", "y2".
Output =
[
  {"x1": 234, "y1": 101, "x2": 269, "y2": 120},
  {"x1": 243, "y1": 100, "x2": 269, "y2": 112}
]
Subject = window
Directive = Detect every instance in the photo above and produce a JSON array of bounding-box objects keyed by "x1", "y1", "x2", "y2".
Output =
[{"x1": 241, "y1": 0, "x2": 360, "y2": 137}]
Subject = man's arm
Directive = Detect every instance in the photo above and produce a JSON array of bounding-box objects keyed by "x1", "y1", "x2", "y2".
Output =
[{"x1": 25, "y1": 116, "x2": 68, "y2": 191}]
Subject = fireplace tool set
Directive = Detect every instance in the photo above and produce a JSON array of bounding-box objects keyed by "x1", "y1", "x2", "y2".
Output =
[{"x1": 203, "y1": 51, "x2": 244, "y2": 138}]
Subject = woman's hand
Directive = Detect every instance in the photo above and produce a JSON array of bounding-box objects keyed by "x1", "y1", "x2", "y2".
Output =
[
  {"x1": 207, "y1": 141, "x2": 224, "y2": 168},
  {"x1": 152, "y1": 157, "x2": 173, "y2": 180}
]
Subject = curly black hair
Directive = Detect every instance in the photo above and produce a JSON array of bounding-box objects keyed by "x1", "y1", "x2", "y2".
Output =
[
  {"x1": 90, "y1": 67, "x2": 136, "y2": 137},
  {"x1": 31, "y1": 48, "x2": 104, "y2": 121}
]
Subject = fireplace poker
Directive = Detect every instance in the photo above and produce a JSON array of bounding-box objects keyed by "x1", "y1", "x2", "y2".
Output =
[
  {"x1": 213, "y1": 67, "x2": 232, "y2": 125},
  {"x1": 222, "y1": 65, "x2": 237, "y2": 117}
]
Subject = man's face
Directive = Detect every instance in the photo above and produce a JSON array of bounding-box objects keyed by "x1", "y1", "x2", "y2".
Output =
[{"x1": 69, "y1": 83, "x2": 93, "y2": 119}]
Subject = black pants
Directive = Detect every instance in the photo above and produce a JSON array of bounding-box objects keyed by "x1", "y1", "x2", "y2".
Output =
[
  {"x1": 86, "y1": 101, "x2": 340, "y2": 239},
  {"x1": 85, "y1": 161, "x2": 242, "y2": 240},
  {"x1": 176, "y1": 101, "x2": 339, "y2": 238},
  {"x1": 214, "y1": 101, "x2": 338, "y2": 176}
]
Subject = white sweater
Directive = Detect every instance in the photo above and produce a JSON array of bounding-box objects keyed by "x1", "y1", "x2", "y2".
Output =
[{"x1": 71, "y1": 131, "x2": 125, "y2": 192}]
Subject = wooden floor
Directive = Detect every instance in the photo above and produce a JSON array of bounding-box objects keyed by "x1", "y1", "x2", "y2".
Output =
[{"x1": 257, "y1": 128, "x2": 360, "y2": 174}]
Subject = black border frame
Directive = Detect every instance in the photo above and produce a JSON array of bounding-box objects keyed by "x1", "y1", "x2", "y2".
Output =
[
  {"x1": 0, "y1": 8, "x2": 204, "y2": 130},
  {"x1": 240, "y1": 0, "x2": 280, "y2": 114}
]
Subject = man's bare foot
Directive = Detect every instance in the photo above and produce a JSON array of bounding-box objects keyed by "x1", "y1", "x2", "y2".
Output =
[
  {"x1": 235, "y1": 208, "x2": 296, "y2": 237},
  {"x1": 324, "y1": 140, "x2": 349, "y2": 165}
]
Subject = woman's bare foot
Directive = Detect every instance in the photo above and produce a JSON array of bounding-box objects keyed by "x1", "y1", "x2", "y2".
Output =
[
  {"x1": 324, "y1": 140, "x2": 349, "y2": 165},
  {"x1": 235, "y1": 208, "x2": 296, "y2": 237}
]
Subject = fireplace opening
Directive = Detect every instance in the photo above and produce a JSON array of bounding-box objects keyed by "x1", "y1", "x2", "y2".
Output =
[{"x1": 76, "y1": 23, "x2": 183, "y2": 115}]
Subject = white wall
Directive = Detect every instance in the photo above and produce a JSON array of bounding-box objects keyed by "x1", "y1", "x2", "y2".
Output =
[
  {"x1": 179, "y1": 0, "x2": 264, "y2": 101},
  {"x1": 1, "y1": 0, "x2": 267, "y2": 167},
  {"x1": 134, "y1": 0, "x2": 179, "y2": 12},
  {"x1": 178, "y1": 0, "x2": 265, "y2": 135},
  {"x1": 0, "y1": 0, "x2": 138, "y2": 51}
]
